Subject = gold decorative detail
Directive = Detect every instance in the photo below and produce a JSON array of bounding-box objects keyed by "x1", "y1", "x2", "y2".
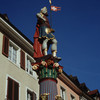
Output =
[
  {"x1": 53, "y1": 63, "x2": 59, "y2": 67},
  {"x1": 55, "y1": 95, "x2": 62, "y2": 100},
  {"x1": 41, "y1": 93, "x2": 50, "y2": 100},
  {"x1": 32, "y1": 64, "x2": 39, "y2": 70},
  {"x1": 40, "y1": 12, "x2": 44, "y2": 17},
  {"x1": 41, "y1": 61, "x2": 47, "y2": 66},
  {"x1": 45, "y1": 28, "x2": 55, "y2": 34},
  {"x1": 58, "y1": 68, "x2": 62, "y2": 73},
  {"x1": 45, "y1": 28, "x2": 51, "y2": 34},
  {"x1": 43, "y1": 93, "x2": 50, "y2": 96},
  {"x1": 49, "y1": 0, "x2": 52, "y2": 4},
  {"x1": 50, "y1": 69, "x2": 51, "y2": 76},
  {"x1": 39, "y1": 34, "x2": 55, "y2": 40}
]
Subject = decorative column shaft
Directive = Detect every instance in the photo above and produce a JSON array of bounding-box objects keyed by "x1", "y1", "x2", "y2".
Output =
[
  {"x1": 32, "y1": 55, "x2": 63, "y2": 100},
  {"x1": 40, "y1": 79, "x2": 57, "y2": 100}
]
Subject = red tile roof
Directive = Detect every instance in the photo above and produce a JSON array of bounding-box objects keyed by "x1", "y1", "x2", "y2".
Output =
[{"x1": 88, "y1": 89, "x2": 99, "y2": 95}]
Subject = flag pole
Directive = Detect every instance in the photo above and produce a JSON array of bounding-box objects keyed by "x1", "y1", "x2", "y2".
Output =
[{"x1": 49, "y1": 0, "x2": 52, "y2": 28}]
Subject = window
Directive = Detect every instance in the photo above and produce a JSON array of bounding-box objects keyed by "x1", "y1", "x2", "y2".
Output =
[
  {"x1": 27, "y1": 58, "x2": 33, "y2": 75},
  {"x1": 26, "y1": 55, "x2": 37, "y2": 79},
  {"x1": 27, "y1": 89, "x2": 36, "y2": 100},
  {"x1": 8, "y1": 41, "x2": 20, "y2": 67},
  {"x1": 2, "y1": 35, "x2": 20, "y2": 66},
  {"x1": 60, "y1": 86, "x2": 66, "y2": 100},
  {"x1": 70, "y1": 94, "x2": 75, "y2": 100},
  {"x1": 8, "y1": 44, "x2": 17, "y2": 64},
  {"x1": 7, "y1": 77, "x2": 19, "y2": 100}
]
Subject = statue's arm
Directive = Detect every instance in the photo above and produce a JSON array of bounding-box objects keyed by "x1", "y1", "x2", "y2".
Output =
[{"x1": 36, "y1": 13, "x2": 46, "y2": 21}]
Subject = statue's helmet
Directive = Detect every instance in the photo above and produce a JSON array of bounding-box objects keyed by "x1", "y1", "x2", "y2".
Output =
[{"x1": 41, "y1": 7, "x2": 48, "y2": 16}]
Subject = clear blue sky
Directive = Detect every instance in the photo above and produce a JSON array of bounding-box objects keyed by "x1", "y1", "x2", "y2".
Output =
[{"x1": 1, "y1": 0, "x2": 100, "y2": 92}]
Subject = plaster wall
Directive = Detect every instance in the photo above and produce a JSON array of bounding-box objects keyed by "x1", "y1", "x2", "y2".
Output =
[
  {"x1": 0, "y1": 31, "x2": 39, "y2": 100},
  {"x1": 0, "y1": 31, "x2": 3, "y2": 55},
  {"x1": 57, "y1": 78, "x2": 80, "y2": 100}
]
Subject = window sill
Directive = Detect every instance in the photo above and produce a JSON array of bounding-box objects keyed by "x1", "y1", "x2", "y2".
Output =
[
  {"x1": 8, "y1": 59, "x2": 20, "y2": 69},
  {"x1": 26, "y1": 71, "x2": 38, "y2": 80}
]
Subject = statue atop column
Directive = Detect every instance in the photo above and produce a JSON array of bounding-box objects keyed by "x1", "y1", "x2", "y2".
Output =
[
  {"x1": 32, "y1": 5, "x2": 63, "y2": 100},
  {"x1": 33, "y1": 7, "x2": 57, "y2": 58}
]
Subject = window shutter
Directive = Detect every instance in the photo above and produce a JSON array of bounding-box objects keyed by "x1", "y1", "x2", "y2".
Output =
[
  {"x1": 7, "y1": 78, "x2": 13, "y2": 100},
  {"x1": 20, "y1": 50, "x2": 25, "y2": 70},
  {"x1": 7, "y1": 77, "x2": 19, "y2": 100},
  {"x1": 2, "y1": 35, "x2": 9, "y2": 57},
  {"x1": 33, "y1": 92, "x2": 36, "y2": 100},
  {"x1": 14, "y1": 81, "x2": 19, "y2": 100}
]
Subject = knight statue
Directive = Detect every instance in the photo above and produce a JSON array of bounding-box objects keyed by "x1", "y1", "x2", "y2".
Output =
[{"x1": 34, "y1": 7, "x2": 57, "y2": 57}]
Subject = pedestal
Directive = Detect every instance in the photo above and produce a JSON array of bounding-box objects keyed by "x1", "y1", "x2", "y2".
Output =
[{"x1": 32, "y1": 55, "x2": 63, "y2": 100}]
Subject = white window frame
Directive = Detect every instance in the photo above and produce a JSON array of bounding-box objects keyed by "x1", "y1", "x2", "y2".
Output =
[
  {"x1": 8, "y1": 40, "x2": 20, "y2": 67},
  {"x1": 25, "y1": 53, "x2": 37, "y2": 79},
  {"x1": 5, "y1": 74, "x2": 21, "y2": 100},
  {"x1": 70, "y1": 94, "x2": 75, "y2": 100},
  {"x1": 26, "y1": 87, "x2": 37, "y2": 100},
  {"x1": 60, "y1": 86, "x2": 66, "y2": 100}
]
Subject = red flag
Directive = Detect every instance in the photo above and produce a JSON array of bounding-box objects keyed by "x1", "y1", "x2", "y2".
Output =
[{"x1": 51, "y1": 6, "x2": 61, "y2": 11}]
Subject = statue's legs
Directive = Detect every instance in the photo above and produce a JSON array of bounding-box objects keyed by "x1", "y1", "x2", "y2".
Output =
[
  {"x1": 42, "y1": 38, "x2": 57, "y2": 57},
  {"x1": 42, "y1": 39, "x2": 48, "y2": 56},
  {"x1": 51, "y1": 39, "x2": 57, "y2": 57}
]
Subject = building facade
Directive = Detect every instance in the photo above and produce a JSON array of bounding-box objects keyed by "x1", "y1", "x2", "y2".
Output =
[
  {"x1": 0, "y1": 14, "x2": 39, "y2": 100},
  {"x1": 0, "y1": 14, "x2": 100, "y2": 100}
]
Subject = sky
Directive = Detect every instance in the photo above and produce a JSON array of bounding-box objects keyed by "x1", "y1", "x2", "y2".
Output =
[{"x1": 0, "y1": 0, "x2": 100, "y2": 92}]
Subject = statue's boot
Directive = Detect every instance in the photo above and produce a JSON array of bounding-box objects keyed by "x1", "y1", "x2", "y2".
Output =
[
  {"x1": 43, "y1": 49, "x2": 47, "y2": 56},
  {"x1": 52, "y1": 50, "x2": 57, "y2": 57},
  {"x1": 52, "y1": 51, "x2": 61, "y2": 60}
]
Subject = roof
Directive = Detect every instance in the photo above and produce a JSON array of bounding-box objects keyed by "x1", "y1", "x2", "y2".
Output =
[
  {"x1": 0, "y1": 13, "x2": 33, "y2": 45},
  {"x1": 63, "y1": 71, "x2": 100, "y2": 99},
  {"x1": 88, "y1": 89, "x2": 99, "y2": 97},
  {"x1": 69, "y1": 75, "x2": 80, "y2": 87},
  {"x1": 63, "y1": 71, "x2": 90, "y2": 93},
  {"x1": 80, "y1": 83, "x2": 89, "y2": 93}
]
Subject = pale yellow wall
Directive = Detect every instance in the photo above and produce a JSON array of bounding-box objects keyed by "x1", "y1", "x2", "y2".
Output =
[
  {"x1": 57, "y1": 78, "x2": 80, "y2": 100},
  {"x1": 0, "y1": 32, "x2": 3, "y2": 55},
  {"x1": 0, "y1": 32, "x2": 39, "y2": 100}
]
